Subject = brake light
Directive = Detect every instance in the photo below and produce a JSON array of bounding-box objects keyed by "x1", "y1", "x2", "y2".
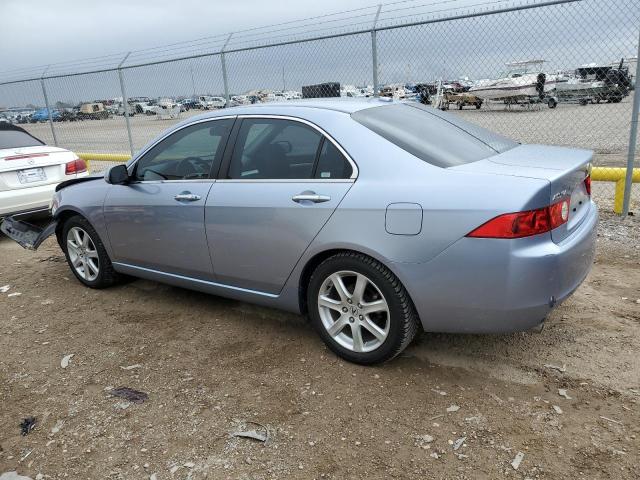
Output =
[
  {"x1": 467, "y1": 200, "x2": 569, "y2": 239},
  {"x1": 584, "y1": 175, "x2": 591, "y2": 195},
  {"x1": 65, "y1": 158, "x2": 87, "y2": 175},
  {"x1": 4, "y1": 153, "x2": 49, "y2": 161}
]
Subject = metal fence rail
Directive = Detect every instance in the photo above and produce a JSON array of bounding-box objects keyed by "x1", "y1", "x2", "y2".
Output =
[{"x1": 1, "y1": 0, "x2": 638, "y2": 213}]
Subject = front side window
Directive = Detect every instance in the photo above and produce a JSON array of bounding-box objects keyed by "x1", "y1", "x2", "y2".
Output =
[
  {"x1": 228, "y1": 118, "x2": 322, "y2": 179},
  {"x1": 135, "y1": 118, "x2": 233, "y2": 181}
]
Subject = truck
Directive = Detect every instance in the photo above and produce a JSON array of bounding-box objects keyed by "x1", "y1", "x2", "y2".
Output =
[{"x1": 301, "y1": 82, "x2": 340, "y2": 99}]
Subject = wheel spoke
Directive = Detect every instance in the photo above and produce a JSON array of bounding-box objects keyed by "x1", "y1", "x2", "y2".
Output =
[
  {"x1": 81, "y1": 231, "x2": 90, "y2": 248},
  {"x1": 86, "y1": 249, "x2": 99, "y2": 259},
  {"x1": 361, "y1": 317, "x2": 387, "y2": 343},
  {"x1": 329, "y1": 273, "x2": 350, "y2": 302},
  {"x1": 67, "y1": 242, "x2": 80, "y2": 255},
  {"x1": 350, "y1": 323, "x2": 365, "y2": 352},
  {"x1": 86, "y1": 259, "x2": 99, "y2": 275},
  {"x1": 352, "y1": 274, "x2": 367, "y2": 304},
  {"x1": 73, "y1": 228, "x2": 83, "y2": 246},
  {"x1": 361, "y1": 299, "x2": 387, "y2": 315},
  {"x1": 72, "y1": 256, "x2": 83, "y2": 268},
  {"x1": 319, "y1": 295, "x2": 343, "y2": 312},
  {"x1": 80, "y1": 259, "x2": 88, "y2": 278},
  {"x1": 327, "y1": 316, "x2": 348, "y2": 337}
]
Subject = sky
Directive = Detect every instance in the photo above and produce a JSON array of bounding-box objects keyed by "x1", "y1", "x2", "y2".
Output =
[
  {"x1": 0, "y1": 0, "x2": 380, "y2": 74},
  {"x1": 0, "y1": 0, "x2": 638, "y2": 107}
]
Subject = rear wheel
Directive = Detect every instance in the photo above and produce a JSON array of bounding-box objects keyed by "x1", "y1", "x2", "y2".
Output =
[
  {"x1": 307, "y1": 252, "x2": 419, "y2": 364},
  {"x1": 62, "y1": 216, "x2": 121, "y2": 288}
]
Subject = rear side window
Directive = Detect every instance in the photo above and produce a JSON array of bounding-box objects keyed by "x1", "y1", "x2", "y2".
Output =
[
  {"x1": 314, "y1": 140, "x2": 352, "y2": 179},
  {"x1": 228, "y1": 118, "x2": 322, "y2": 179},
  {"x1": 0, "y1": 129, "x2": 44, "y2": 149},
  {"x1": 352, "y1": 103, "x2": 517, "y2": 168}
]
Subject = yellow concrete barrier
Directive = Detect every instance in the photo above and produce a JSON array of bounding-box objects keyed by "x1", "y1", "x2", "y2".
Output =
[
  {"x1": 76, "y1": 152, "x2": 131, "y2": 176},
  {"x1": 591, "y1": 167, "x2": 640, "y2": 214}
]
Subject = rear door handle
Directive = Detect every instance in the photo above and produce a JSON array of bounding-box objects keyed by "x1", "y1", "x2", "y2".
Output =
[
  {"x1": 292, "y1": 193, "x2": 331, "y2": 204},
  {"x1": 174, "y1": 192, "x2": 201, "y2": 202}
]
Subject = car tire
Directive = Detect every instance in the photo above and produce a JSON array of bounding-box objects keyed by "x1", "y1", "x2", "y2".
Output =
[
  {"x1": 307, "y1": 252, "x2": 419, "y2": 365},
  {"x1": 61, "y1": 215, "x2": 120, "y2": 289}
]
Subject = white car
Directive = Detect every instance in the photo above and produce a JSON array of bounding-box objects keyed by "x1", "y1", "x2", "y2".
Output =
[
  {"x1": 0, "y1": 124, "x2": 88, "y2": 218},
  {"x1": 198, "y1": 96, "x2": 227, "y2": 109}
]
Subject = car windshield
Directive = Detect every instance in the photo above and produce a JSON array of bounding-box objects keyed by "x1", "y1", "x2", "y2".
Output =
[
  {"x1": 352, "y1": 103, "x2": 517, "y2": 168},
  {"x1": 0, "y1": 128, "x2": 45, "y2": 149}
]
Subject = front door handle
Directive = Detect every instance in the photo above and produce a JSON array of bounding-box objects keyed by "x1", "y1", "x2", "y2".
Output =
[
  {"x1": 174, "y1": 192, "x2": 201, "y2": 202},
  {"x1": 292, "y1": 193, "x2": 331, "y2": 204}
]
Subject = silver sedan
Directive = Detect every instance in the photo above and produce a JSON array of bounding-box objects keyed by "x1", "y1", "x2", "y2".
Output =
[{"x1": 1, "y1": 99, "x2": 597, "y2": 364}]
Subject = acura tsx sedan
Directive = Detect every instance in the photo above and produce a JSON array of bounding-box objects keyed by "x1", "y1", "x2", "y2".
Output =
[{"x1": 1, "y1": 99, "x2": 597, "y2": 364}]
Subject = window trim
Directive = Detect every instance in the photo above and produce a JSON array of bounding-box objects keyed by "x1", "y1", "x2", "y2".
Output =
[
  {"x1": 128, "y1": 115, "x2": 236, "y2": 183},
  {"x1": 217, "y1": 114, "x2": 358, "y2": 183}
]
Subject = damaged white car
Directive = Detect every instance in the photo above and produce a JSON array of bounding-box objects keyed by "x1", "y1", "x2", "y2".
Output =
[{"x1": 0, "y1": 123, "x2": 88, "y2": 219}]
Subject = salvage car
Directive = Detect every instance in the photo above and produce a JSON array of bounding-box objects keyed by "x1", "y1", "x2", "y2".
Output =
[
  {"x1": 1, "y1": 99, "x2": 597, "y2": 364},
  {"x1": 0, "y1": 123, "x2": 88, "y2": 218}
]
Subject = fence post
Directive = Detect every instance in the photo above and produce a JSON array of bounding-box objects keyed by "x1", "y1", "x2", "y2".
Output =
[
  {"x1": 371, "y1": 4, "x2": 382, "y2": 97},
  {"x1": 622, "y1": 32, "x2": 640, "y2": 216},
  {"x1": 118, "y1": 52, "x2": 135, "y2": 157},
  {"x1": 220, "y1": 33, "x2": 233, "y2": 104},
  {"x1": 40, "y1": 70, "x2": 58, "y2": 147}
]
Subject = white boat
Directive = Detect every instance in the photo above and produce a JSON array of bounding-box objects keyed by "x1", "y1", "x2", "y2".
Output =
[
  {"x1": 555, "y1": 76, "x2": 605, "y2": 93},
  {"x1": 470, "y1": 60, "x2": 558, "y2": 102}
]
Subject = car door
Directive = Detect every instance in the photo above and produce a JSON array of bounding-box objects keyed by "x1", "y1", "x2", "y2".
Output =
[
  {"x1": 206, "y1": 116, "x2": 357, "y2": 294},
  {"x1": 104, "y1": 117, "x2": 234, "y2": 279}
]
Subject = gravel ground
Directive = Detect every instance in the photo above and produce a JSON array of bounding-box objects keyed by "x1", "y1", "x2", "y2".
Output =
[{"x1": 0, "y1": 212, "x2": 638, "y2": 479}]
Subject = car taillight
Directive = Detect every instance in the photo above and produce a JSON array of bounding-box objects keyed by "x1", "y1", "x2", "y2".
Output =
[
  {"x1": 584, "y1": 175, "x2": 591, "y2": 196},
  {"x1": 467, "y1": 200, "x2": 569, "y2": 239},
  {"x1": 65, "y1": 158, "x2": 87, "y2": 175}
]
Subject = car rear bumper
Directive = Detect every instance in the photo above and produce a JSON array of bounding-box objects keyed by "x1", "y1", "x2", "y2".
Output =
[
  {"x1": 0, "y1": 182, "x2": 57, "y2": 217},
  {"x1": 395, "y1": 201, "x2": 598, "y2": 334}
]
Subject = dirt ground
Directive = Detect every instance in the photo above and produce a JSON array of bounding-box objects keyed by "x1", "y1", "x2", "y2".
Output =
[{"x1": 0, "y1": 211, "x2": 639, "y2": 479}]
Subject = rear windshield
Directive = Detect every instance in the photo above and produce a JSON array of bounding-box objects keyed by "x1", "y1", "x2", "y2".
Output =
[
  {"x1": 352, "y1": 103, "x2": 517, "y2": 168},
  {"x1": 0, "y1": 129, "x2": 44, "y2": 149}
]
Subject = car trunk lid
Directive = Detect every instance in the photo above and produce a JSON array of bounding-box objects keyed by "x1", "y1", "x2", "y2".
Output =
[
  {"x1": 452, "y1": 144, "x2": 592, "y2": 243},
  {"x1": 0, "y1": 146, "x2": 77, "y2": 192}
]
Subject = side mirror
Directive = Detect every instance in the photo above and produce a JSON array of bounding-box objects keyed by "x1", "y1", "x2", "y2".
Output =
[{"x1": 105, "y1": 164, "x2": 130, "y2": 185}]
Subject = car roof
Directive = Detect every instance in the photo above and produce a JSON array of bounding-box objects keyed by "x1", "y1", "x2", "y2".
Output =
[{"x1": 197, "y1": 97, "x2": 399, "y2": 118}]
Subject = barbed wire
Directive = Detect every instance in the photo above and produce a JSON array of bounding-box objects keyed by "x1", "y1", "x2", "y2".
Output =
[{"x1": 0, "y1": 0, "x2": 557, "y2": 83}]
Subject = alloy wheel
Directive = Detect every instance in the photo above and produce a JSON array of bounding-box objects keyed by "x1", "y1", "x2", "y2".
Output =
[
  {"x1": 66, "y1": 226, "x2": 100, "y2": 282},
  {"x1": 317, "y1": 270, "x2": 390, "y2": 353}
]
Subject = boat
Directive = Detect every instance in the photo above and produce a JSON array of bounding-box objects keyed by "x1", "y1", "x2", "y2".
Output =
[{"x1": 469, "y1": 60, "x2": 559, "y2": 106}]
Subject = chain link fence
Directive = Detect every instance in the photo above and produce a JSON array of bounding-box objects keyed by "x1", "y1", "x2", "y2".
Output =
[{"x1": 1, "y1": 0, "x2": 638, "y2": 213}]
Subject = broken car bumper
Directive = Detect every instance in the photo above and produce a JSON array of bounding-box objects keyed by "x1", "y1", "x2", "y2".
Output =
[{"x1": 0, "y1": 216, "x2": 57, "y2": 250}]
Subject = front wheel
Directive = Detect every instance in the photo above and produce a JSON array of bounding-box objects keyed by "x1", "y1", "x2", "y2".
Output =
[
  {"x1": 62, "y1": 216, "x2": 121, "y2": 288},
  {"x1": 307, "y1": 252, "x2": 419, "y2": 364}
]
